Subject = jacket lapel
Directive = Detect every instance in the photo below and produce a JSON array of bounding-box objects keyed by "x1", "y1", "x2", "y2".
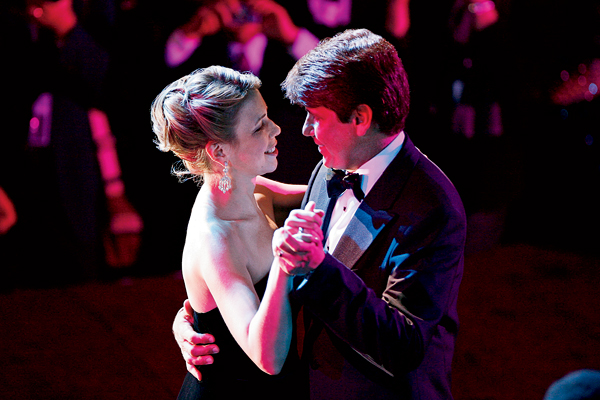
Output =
[
  {"x1": 332, "y1": 202, "x2": 393, "y2": 269},
  {"x1": 309, "y1": 164, "x2": 331, "y2": 212},
  {"x1": 331, "y1": 136, "x2": 421, "y2": 269}
]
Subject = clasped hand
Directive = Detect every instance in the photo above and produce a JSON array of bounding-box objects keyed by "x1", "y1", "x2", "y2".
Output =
[
  {"x1": 182, "y1": 0, "x2": 299, "y2": 45},
  {"x1": 272, "y1": 201, "x2": 325, "y2": 276},
  {"x1": 173, "y1": 202, "x2": 325, "y2": 381}
]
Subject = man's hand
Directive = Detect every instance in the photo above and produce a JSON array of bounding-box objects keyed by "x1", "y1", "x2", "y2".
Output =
[
  {"x1": 248, "y1": 0, "x2": 299, "y2": 45},
  {"x1": 28, "y1": 0, "x2": 77, "y2": 39},
  {"x1": 181, "y1": 5, "x2": 223, "y2": 39},
  {"x1": 173, "y1": 300, "x2": 220, "y2": 381}
]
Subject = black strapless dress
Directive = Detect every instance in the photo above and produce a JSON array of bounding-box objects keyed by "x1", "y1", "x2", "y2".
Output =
[{"x1": 177, "y1": 277, "x2": 308, "y2": 400}]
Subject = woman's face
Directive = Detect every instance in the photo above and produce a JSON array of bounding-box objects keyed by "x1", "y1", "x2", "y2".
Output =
[{"x1": 229, "y1": 89, "x2": 280, "y2": 177}]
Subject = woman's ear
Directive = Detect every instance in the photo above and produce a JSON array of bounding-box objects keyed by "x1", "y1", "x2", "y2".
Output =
[
  {"x1": 353, "y1": 104, "x2": 373, "y2": 136},
  {"x1": 206, "y1": 141, "x2": 228, "y2": 164}
]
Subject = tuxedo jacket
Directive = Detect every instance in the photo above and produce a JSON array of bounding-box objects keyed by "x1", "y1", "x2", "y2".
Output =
[{"x1": 292, "y1": 135, "x2": 466, "y2": 400}]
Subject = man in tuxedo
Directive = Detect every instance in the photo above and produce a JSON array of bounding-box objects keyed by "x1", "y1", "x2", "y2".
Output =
[{"x1": 173, "y1": 29, "x2": 466, "y2": 399}]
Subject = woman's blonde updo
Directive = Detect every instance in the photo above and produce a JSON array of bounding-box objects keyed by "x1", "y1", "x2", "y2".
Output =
[{"x1": 151, "y1": 66, "x2": 262, "y2": 182}]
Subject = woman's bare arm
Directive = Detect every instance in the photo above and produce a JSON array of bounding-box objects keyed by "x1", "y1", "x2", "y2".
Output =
[
  {"x1": 255, "y1": 175, "x2": 306, "y2": 209},
  {"x1": 195, "y1": 226, "x2": 293, "y2": 375}
]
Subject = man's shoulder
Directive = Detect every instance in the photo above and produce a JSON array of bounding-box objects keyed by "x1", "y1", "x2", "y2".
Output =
[
  {"x1": 377, "y1": 139, "x2": 465, "y2": 218},
  {"x1": 307, "y1": 160, "x2": 326, "y2": 186}
]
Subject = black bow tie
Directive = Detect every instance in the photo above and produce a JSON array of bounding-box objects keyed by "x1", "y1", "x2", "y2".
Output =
[{"x1": 326, "y1": 168, "x2": 365, "y2": 201}]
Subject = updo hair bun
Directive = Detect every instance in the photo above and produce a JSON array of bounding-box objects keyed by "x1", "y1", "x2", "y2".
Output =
[{"x1": 151, "y1": 66, "x2": 261, "y2": 181}]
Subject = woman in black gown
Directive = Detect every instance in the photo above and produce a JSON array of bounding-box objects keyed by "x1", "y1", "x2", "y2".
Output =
[{"x1": 151, "y1": 66, "x2": 324, "y2": 399}]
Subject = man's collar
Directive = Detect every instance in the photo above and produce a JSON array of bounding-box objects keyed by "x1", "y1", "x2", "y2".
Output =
[{"x1": 353, "y1": 131, "x2": 405, "y2": 197}]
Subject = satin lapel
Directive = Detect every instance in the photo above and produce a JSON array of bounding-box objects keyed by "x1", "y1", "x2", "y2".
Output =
[
  {"x1": 331, "y1": 202, "x2": 393, "y2": 269},
  {"x1": 330, "y1": 135, "x2": 421, "y2": 269},
  {"x1": 307, "y1": 162, "x2": 331, "y2": 212}
]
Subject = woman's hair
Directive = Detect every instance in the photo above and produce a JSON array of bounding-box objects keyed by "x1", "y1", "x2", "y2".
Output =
[
  {"x1": 282, "y1": 29, "x2": 410, "y2": 135},
  {"x1": 151, "y1": 66, "x2": 261, "y2": 181}
]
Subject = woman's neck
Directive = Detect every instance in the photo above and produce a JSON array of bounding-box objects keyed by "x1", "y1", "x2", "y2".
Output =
[{"x1": 200, "y1": 172, "x2": 260, "y2": 220}]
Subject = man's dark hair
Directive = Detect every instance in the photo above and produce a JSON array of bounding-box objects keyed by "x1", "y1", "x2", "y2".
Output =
[{"x1": 282, "y1": 29, "x2": 410, "y2": 135}]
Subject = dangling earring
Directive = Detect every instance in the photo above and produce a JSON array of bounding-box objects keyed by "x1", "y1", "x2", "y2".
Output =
[{"x1": 218, "y1": 161, "x2": 232, "y2": 193}]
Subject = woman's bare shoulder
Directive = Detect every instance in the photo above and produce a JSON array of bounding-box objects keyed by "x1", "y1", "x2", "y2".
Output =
[{"x1": 185, "y1": 212, "x2": 244, "y2": 269}]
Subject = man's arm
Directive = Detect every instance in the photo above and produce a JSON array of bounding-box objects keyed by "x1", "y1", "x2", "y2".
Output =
[
  {"x1": 172, "y1": 300, "x2": 220, "y2": 381},
  {"x1": 164, "y1": 4, "x2": 222, "y2": 68},
  {"x1": 292, "y1": 234, "x2": 464, "y2": 377},
  {"x1": 0, "y1": 186, "x2": 17, "y2": 235},
  {"x1": 288, "y1": 172, "x2": 466, "y2": 378},
  {"x1": 248, "y1": 0, "x2": 319, "y2": 59}
]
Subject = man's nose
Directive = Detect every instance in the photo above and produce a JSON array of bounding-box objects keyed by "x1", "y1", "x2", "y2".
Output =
[{"x1": 302, "y1": 117, "x2": 314, "y2": 137}]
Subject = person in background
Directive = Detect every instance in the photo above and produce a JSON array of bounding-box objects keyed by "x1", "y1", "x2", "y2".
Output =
[
  {"x1": 544, "y1": 370, "x2": 600, "y2": 400},
  {"x1": 162, "y1": 0, "x2": 323, "y2": 186},
  {"x1": 161, "y1": 0, "x2": 413, "y2": 186},
  {"x1": 1, "y1": 0, "x2": 141, "y2": 287}
]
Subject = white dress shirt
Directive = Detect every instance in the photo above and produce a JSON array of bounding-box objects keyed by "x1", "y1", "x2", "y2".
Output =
[{"x1": 326, "y1": 131, "x2": 405, "y2": 253}]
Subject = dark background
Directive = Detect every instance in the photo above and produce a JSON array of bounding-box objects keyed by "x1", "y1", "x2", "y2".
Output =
[{"x1": 1, "y1": 0, "x2": 599, "y2": 398}]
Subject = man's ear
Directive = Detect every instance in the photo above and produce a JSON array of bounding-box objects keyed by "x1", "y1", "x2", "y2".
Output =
[{"x1": 353, "y1": 104, "x2": 373, "y2": 136}]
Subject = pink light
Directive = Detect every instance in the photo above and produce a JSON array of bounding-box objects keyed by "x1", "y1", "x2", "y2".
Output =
[
  {"x1": 32, "y1": 7, "x2": 43, "y2": 19},
  {"x1": 29, "y1": 117, "x2": 40, "y2": 132}
]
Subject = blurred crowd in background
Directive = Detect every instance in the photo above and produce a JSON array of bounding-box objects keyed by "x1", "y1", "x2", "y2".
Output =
[{"x1": 0, "y1": 0, "x2": 598, "y2": 290}]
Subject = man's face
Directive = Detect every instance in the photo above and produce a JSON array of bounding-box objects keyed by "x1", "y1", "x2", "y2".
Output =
[{"x1": 302, "y1": 107, "x2": 355, "y2": 170}]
